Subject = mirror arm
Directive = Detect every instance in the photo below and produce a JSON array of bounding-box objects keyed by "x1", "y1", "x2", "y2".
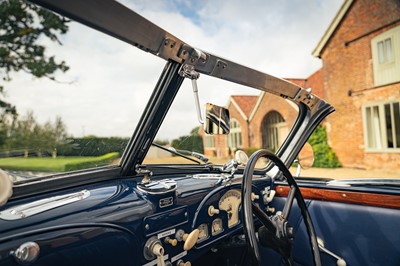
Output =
[
  {"x1": 178, "y1": 63, "x2": 204, "y2": 124},
  {"x1": 192, "y1": 79, "x2": 204, "y2": 124}
]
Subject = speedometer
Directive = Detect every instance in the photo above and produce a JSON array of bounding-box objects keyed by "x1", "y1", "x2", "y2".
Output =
[{"x1": 218, "y1": 189, "x2": 241, "y2": 228}]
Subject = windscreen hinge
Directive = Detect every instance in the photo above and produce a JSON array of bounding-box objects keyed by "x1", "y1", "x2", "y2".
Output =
[
  {"x1": 136, "y1": 165, "x2": 153, "y2": 184},
  {"x1": 178, "y1": 44, "x2": 207, "y2": 66},
  {"x1": 179, "y1": 64, "x2": 200, "y2": 80}
]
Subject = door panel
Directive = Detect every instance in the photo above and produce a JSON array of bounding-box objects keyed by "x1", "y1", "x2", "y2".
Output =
[
  {"x1": 270, "y1": 185, "x2": 400, "y2": 266},
  {"x1": 0, "y1": 227, "x2": 138, "y2": 266}
]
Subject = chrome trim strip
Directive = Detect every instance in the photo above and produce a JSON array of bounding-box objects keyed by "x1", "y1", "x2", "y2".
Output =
[{"x1": 0, "y1": 190, "x2": 90, "y2": 220}]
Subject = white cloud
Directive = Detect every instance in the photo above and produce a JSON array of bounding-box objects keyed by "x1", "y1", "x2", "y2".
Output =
[{"x1": 5, "y1": 0, "x2": 343, "y2": 140}]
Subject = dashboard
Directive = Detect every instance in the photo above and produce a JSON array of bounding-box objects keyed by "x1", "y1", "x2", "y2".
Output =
[
  {"x1": 138, "y1": 174, "x2": 272, "y2": 265},
  {"x1": 0, "y1": 174, "x2": 274, "y2": 266}
]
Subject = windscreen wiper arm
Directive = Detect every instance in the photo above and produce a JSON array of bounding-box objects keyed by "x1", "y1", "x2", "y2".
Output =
[{"x1": 151, "y1": 143, "x2": 204, "y2": 164}]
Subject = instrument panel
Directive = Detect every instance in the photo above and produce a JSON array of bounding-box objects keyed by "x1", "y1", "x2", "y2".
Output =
[
  {"x1": 194, "y1": 187, "x2": 263, "y2": 248},
  {"x1": 218, "y1": 189, "x2": 241, "y2": 228}
]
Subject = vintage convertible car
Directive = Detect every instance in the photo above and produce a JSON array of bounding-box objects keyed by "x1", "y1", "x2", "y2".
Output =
[{"x1": 0, "y1": 1, "x2": 399, "y2": 266}]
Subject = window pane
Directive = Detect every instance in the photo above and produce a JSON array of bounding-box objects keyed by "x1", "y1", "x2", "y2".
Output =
[
  {"x1": 366, "y1": 107, "x2": 373, "y2": 148},
  {"x1": 385, "y1": 104, "x2": 393, "y2": 148},
  {"x1": 394, "y1": 103, "x2": 400, "y2": 148},
  {"x1": 385, "y1": 38, "x2": 393, "y2": 62},
  {"x1": 372, "y1": 106, "x2": 382, "y2": 149},
  {"x1": 378, "y1": 41, "x2": 385, "y2": 64}
]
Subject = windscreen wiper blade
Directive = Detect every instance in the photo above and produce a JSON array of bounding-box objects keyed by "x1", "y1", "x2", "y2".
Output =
[{"x1": 151, "y1": 143, "x2": 203, "y2": 164}]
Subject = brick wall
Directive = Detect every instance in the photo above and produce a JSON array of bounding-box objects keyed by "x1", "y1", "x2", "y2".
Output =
[
  {"x1": 250, "y1": 92, "x2": 298, "y2": 149},
  {"x1": 320, "y1": 0, "x2": 400, "y2": 169}
]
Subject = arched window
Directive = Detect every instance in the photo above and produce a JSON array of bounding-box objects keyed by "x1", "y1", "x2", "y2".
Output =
[
  {"x1": 261, "y1": 111, "x2": 286, "y2": 151},
  {"x1": 228, "y1": 119, "x2": 242, "y2": 150}
]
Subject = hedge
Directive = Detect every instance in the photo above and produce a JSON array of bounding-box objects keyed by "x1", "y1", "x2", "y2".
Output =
[
  {"x1": 58, "y1": 137, "x2": 129, "y2": 156},
  {"x1": 64, "y1": 152, "x2": 120, "y2": 171},
  {"x1": 308, "y1": 125, "x2": 341, "y2": 168},
  {"x1": 0, "y1": 152, "x2": 120, "y2": 172}
]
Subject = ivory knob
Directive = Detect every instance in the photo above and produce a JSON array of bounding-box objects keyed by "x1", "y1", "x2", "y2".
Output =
[{"x1": 183, "y1": 229, "x2": 199, "y2": 251}]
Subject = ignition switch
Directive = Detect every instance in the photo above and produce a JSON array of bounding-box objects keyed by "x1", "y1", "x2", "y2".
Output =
[{"x1": 144, "y1": 236, "x2": 166, "y2": 266}]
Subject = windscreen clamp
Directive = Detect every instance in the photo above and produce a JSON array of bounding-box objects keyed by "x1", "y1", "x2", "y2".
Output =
[{"x1": 136, "y1": 165, "x2": 153, "y2": 184}]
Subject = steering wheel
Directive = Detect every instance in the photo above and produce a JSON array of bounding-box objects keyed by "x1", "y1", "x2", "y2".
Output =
[{"x1": 241, "y1": 149, "x2": 321, "y2": 266}]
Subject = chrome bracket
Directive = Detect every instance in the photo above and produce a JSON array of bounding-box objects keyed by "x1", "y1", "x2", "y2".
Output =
[
  {"x1": 179, "y1": 64, "x2": 200, "y2": 80},
  {"x1": 293, "y1": 87, "x2": 320, "y2": 112},
  {"x1": 178, "y1": 44, "x2": 207, "y2": 66},
  {"x1": 136, "y1": 165, "x2": 153, "y2": 184},
  {"x1": 157, "y1": 37, "x2": 182, "y2": 63}
]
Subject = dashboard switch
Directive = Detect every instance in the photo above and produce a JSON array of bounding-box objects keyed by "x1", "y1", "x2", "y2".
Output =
[
  {"x1": 251, "y1": 192, "x2": 260, "y2": 201},
  {"x1": 183, "y1": 229, "x2": 200, "y2": 251},
  {"x1": 208, "y1": 205, "x2": 220, "y2": 216},
  {"x1": 175, "y1": 229, "x2": 200, "y2": 250},
  {"x1": 164, "y1": 237, "x2": 178, "y2": 247},
  {"x1": 177, "y1": 260, "x2": 191, "y2": 266}
]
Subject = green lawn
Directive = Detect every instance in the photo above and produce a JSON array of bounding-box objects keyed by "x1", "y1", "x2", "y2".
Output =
[{"x1": 0, "y1": 152, "x2": 120, "y2": 172}]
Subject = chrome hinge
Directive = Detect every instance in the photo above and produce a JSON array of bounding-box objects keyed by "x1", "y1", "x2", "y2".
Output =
[
  {"x1": 294, "y1": 87, "x2": 320, "y2": 111},
  {"x1": 178, "y1": 44, "x2": 207, "y2": 65},
  {"x1": 0, "y1": 190, "x2": 90, "y2": 220},
  {"x1": 179, "y1": 64, "x2": 200, "y2": 80}
]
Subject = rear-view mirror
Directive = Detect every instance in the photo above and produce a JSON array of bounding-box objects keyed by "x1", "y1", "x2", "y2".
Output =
[{"x1": 204, "y1": 103, "x2": 230, "y2": 135}]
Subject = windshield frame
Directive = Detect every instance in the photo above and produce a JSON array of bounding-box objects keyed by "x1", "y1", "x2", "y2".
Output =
[{"x1": 11, "y1": 0, "x2": 335, "y2": 196}]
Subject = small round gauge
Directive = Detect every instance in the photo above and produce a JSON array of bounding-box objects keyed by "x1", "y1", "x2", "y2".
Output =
[
  {"x1": 218, "y1": 189, "x2": 241, "y2": 228},
  {"x1": 197, "y1": 223, "x2": 209, "y2": 243},
  {"x1": 212, "y1": 218, "x2": 223, "y2": 235}
]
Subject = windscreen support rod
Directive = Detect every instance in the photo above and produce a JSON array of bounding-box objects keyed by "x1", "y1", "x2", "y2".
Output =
[{"x1": 178, "y1": 64, "x2": 204, "y2": 124}]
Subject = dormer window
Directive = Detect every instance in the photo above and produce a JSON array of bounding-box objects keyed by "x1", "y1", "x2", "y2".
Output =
[
  {"x1": 377, "y1": 38, "x2": 393, "y2": 64},
  {"x1": 371, "y1": 26, "x2": 400, "y2": 86}
]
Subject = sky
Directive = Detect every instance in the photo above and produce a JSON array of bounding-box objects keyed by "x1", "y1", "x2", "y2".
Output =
[{"x1": 4, "y1": 0, "x2": 344, "y2": 140}]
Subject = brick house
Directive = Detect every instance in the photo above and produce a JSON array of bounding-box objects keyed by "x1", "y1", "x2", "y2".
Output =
[
  {"x1": 203, "y1": 0, "x2": 400, "y2": 170},
  {"x1": 202, "y1": 74, "x2": 322, "y2": 158},
  {"x1": 313, "y1": 0, "x2": 400, "y2": 170}
]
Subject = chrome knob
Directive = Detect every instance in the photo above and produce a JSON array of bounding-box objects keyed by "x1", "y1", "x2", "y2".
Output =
[{"x1": 12, "y1": 241, "x2": 40, "y2": 265}]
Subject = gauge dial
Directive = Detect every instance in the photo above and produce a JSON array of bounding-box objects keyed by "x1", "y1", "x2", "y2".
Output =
[
  {"x1": 218, "y1": 189, "x2": 241, "y2": 228},
  {"x1": 212, "y1": 218, "x2": 223, "y2": 235},
  {"x1": 197, "y1": 223, "x2": 209, "y2": 243}
]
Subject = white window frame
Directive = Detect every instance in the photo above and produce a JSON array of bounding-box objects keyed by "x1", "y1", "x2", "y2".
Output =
[
  {"x1": 204, "y1": 135, "x2": 215, "y2": 149},
  {"x1": 362, "y1": 100, "x2": 400, "y2": 152},
  {"x1": 228, "y1": 119, "x2": 242, "y2": 150},
  {"x1": 377, "y1": 37, "x2": 394, "y2": 64},
  {"x1": 371, "y1": 26, "x2": 400, "y2": 86}
]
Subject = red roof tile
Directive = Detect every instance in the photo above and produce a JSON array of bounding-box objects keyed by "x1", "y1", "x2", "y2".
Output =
[{"x1": 231, "y1": 95, "x2": 258, "y2": 118}]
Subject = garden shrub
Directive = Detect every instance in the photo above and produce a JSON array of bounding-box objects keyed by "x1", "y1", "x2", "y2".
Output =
[{"x1": 308, "y1": 125, "x2": 341, "y2": 168}]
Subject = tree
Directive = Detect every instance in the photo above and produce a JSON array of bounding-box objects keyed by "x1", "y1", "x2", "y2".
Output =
[
  {"x1": 48, "y1": 116, "x2": 68, "y2": 158},
  {"x1": 171, "y1": 126, "x2": 204, "y2": 153},
  {"x1": 1, "y1": 111, "x2": 69, "y2": 158},
  {"x1": 0, "y1": 0, "x2": 69, "y2": 118},
  {"x1": 10, "y1": 110, "x2": 36, "y2": 157}
]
